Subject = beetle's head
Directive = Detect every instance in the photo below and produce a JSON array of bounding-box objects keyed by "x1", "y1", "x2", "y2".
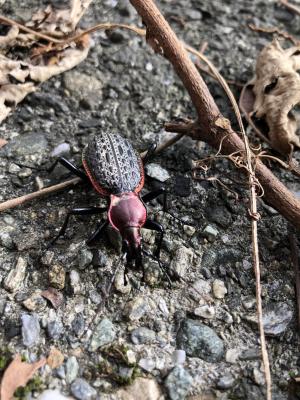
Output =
[{"x1": 121, "y1": 227, "x2": 142, "y2": 262}]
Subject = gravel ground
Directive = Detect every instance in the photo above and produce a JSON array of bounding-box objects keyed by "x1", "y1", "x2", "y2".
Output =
[{"x1": 1, "y1": 0, "x2": 300, "y2": 399}]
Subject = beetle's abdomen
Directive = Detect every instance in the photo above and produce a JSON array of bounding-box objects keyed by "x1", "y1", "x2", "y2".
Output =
[{"x1": 82, "y1": 133, "x2": 144, "y2": 195}]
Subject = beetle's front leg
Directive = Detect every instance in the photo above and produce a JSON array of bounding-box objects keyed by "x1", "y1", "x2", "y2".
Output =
[
  {"x1": 48, "y1": 157, "x2": 90, "y2": 183},
  {"x1": 142, "y1": 187, "x2": 167, "y2": 212}
]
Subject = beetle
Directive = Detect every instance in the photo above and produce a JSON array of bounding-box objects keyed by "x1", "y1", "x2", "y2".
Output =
[{"x1": 49, "y1": 132, "x2": 168, "y2": 282}]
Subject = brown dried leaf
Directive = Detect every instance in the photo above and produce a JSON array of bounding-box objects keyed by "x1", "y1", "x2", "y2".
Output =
[
  {"x1": 0, "y1": 354, "x2": 46, "y2": 400},
  {"x1": 240, "y1": 39, "x2": 300, "y2": 155},
  {"x1": 41, "y1": 287, "x2": 64, "y2": 309},
  {"x1": 0, "y1": 0, "x2": 91, "y2": 124}
]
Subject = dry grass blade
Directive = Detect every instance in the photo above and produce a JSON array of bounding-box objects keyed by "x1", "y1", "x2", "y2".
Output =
[
  {"x1": 248, "y1": 23, "x2": 300, "y2": 45},
  {"x1": 0, "y1": 354, "x2": 46, "y2": 400},
  {"x1": 280, "y1": 0, "x2": 300, "y2": 16}
]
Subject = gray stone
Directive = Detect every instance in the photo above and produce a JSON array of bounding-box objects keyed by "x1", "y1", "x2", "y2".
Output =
[
  {"x1": 70, "y1": 270, "x2": 82, "y2": 295},
  {"x1": 165, "y1": 366, "x2": 193, "y2": 400},
  {"x1": 4, "y1": 257, "x2": 27, "y2": 292},
  {"x1": 47, "y1": 319, "x2": 64, "y2": 339},
  {"x1": 71, "y1": 378, "x2": 97, "y2": 400},
  {"x1": 50, "y1": 143, "x2": 71, "y2": 157},
  {"x1": 89, "y1": 318, "x2": 116, "y2": 351},
  {"x1": 189, "y1": 279, "x2": 211, "y2": 301},
  {"x1": 172, "y1": 350, "x2": 186, "y2": 365},
  {"x1": 64, "y1": 71, "x2": 103, "y2": 109},
  {"x1": 262, "y1": 302, "x2": 293, "y2": 336},
  {"x1": 66, "y1": 356, "x2": 79, "y2": 384},
  {"x1": 202, "y1": 225, "x2": 219, "y2": 240},
  {"x1": 145, "y1": 163, "x2": 170, "y2": 182},
  {"x1": 23, "y1": 291, "x2": 47, "y2": 312},
  {"x1": 138, "y1": 358, "x2": 156, "y2": 372},
  {"x1": 77, "y1": 248, "x2": 93, "y2": 269},
  {"x1": 0, "y1": 231, "x2": 14, "y2": 249},
  {"x1": 72, "y1": 313, "x2": 85, "y2": 337},
  {"x1": 124, "y1": 296, "x2": 151, "y2": 321},
  {"x1": 131, "y1": 327, "x2": 156, "y2": 344},
  {"x1": 21, "y1": 313, "x2": 40, "y2": 347},
  {"x1": 177, "y1": 319, "x2": 224, "y2": 362},
  {"x1": 4, "y1": 132, "x2": 48, "y2": 158},
  {"x1": 194, "y1": 305, "x2": 215, "y2": 319},
  {"x1": 216, "y1": 374, "x2": 235, "y2": 389},
  {"x1": 170, "y1": 246, "x2": 193, "y2": 278}
]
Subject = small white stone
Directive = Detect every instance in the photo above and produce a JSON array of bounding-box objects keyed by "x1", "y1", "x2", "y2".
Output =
[
  {"x1": 212, "y1": 279, "x2": 227, "y2": 299},
  {"x1": 171, "y1": 350, "x2": 186, "y2": 365},
  {"x1": 158, "y1": 298, "x2": 169, "y2": 315},
  {"x1": 194, "y1": 305, "x2": 215, "y2": 319},
  {"x1": 138, "y1": 358, "x2": 156, "y2": 372},
  {"x1": 4, "y1": 257, "x2": 27, "y2": 292},
  {"x1": 114, "y1": 270, "x2": 131, "y2": 294},
  {"x1": 225, "y1": 348, "x2": 240, "y2": 364},
  {"x1": 183, "y1": 225, "x2": 196, "y2": 237}
]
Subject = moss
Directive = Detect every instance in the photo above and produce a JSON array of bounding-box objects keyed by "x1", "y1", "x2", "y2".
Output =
[
  {"x1": 0, "y1": 348, "x2": 12, "y2": 374},
  {"x1": 14, "y1": 376, "x2": 43, "y2": 399}
]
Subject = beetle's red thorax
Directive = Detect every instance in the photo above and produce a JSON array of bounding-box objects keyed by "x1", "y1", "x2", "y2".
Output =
[{"x1": 108, "y1": 192, "x2": 147, "y2": 233}]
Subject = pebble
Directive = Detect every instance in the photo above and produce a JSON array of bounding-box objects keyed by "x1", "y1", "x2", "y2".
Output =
[
  {"x1": 165, "y1": 365, "x2": 193, "y2": 400},
  {"x1": 92, "y1": 249, "x2": 107, "y2": 268},
  {"x1": 0, "y1": 231, "x2": 14, "y2": 249},
  {"x1": 245, "y1": 302, "x2": 293, "y2": 336},
  {"x1": 225, "y1": 348, "x2": 240, "y2": 364},
  {"x1": 23, "y1": 291, "x2": 47, "y2": 312},
  {"x1": 49, "y1": 264, "x2": 65, "y2": 290},
  {"x1": 177, "y1": 319, "x2": 224, "y2": 362},
  {"x1": 50, "y1": 143, "x2": 71, "y2": 157},
  {"x1": 70, "y1": 270, "x2": 82, "y2": 295},
  {"x1": 172, "y1": 350, "x2": 186, "y2": 365},
  {"x1": 4, "y1": 132, "x2": 48, "y2": 158},
  {"x1": 194, "y1": 305, "x2": 215, "y2": 319},
  {"x1": 183, "y1": 225, "x2": 196, "y2": 237},
  {"x1": 212, "y1": 279, "x2": 227, "y2": 299},
  {"x1": 115, "y1": 377, "x2": 162, "y2": 400},
  {"x1": 158, "y1": 298, "x2": 169, "y2": 316},
  {"x1": 131, "y1": 327, "x2": 156, "y2": 345},
  {"x1": 124, "y1": 296, "x2": 151, "y2": 321},
  {"x1": 64, "y1": 71, "x2": 103, "y2": 110},
  {"x1": 89, "y1": 290, "x2": 102, "y2": 305},
  {"x1": 47, "y1": 347, "x2": 64, "y2": 369},
  {"x1": 37, "y1": 390, "x2": 71, "y2": 400},
  {"x1": 239, "y1": 348, "x2": 260, "y2": 361},
  {"x1": 216, "y1": 373, "x2": 235, "y2": 389},
  {"x1": 21, "y1": 313, "x2": 40, "y2": 347},
  {"x1": 170, "y1": 246, "x2": 194, "y2": 278},
  {"x1": 4, "y1": 257, "x2": 27, "y2": 292},
  {"x1": 66, "y1": 356, "x2": 79, "y2": 384},
  {"x1": 89, "y1": 318, "x2": 116, "y2": 351},
  {"x1": 72, "y1": 313, "x2": 85, "y2": 337},
  {"x1": 174, "y1": 175, "x2": 191, "y2": 197},
  {"x1": 138, "y1": 358, "x2": 156, "y2": 372},
  {"x1": 189, "y1": 279, "x2": 211, "y2": 301},
  {"x1": 77, "y1": 248, "x2": 93, "y2": 269},
  {"x1": 145, "y1": 163, "x2": 170, "y2": 182},
  {"x1": 114, "y1": 270, "x2": 131, "y2": 294},
  {"x1": 202, "y1": 225, "x2": 219, "y2": 240},
  {"x1": 47, "y1": 319, "x2": 64, "y2": 339},
  {"x1": 71, "y1": 378, "x2": 97, "y2": 400}
]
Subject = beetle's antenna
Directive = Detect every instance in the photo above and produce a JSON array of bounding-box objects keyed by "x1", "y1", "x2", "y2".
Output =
[{"x1": 142, "y1": 248, "x2": 172, "y2": 288}]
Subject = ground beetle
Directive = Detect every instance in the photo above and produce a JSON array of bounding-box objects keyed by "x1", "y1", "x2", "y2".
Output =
[{"x1": 49, "y1": 132, "x2": 168, "y2": 282}]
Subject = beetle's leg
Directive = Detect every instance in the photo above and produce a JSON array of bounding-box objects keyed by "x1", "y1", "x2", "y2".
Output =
[
  {"x1": 142, "y1": 248, "x2": 172, "y2": 288},
  {"x1": 143, "y1": 219, "x2": 164, "y2": 259},
  {"x1": 142, "y1": 187, "x2": 167, "y2": 212},
  {"x1": 143, "y1": 143, "x2": 157, "y2": 165},
  {"x1": 48, "y1": 157, "x2": 89, "y2": 183},
  {"x1": 50, "y1": 206, "x2": 107, "y2": 246},
  {"x1": 86, "y1": 219, "x2": 109, "y2": 246}
]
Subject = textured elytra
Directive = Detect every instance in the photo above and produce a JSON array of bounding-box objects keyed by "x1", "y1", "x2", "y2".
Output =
[{"x1": 82, "y1": 132, "x2": 144, "y2": 195}]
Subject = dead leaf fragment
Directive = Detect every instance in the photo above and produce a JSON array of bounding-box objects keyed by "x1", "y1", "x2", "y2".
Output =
[
  {"x1": 47, "y1": 347, "x2": 64, "y2": 369},
  {"x1": 41, "y1": 287, "x2": 64, "y2": 309},
  {"x1": 0, "y1": 354, "x2": 46, "y2": 400},
  {"x1": 240, "y1": 39, "x2": 300, "y2": 156}
]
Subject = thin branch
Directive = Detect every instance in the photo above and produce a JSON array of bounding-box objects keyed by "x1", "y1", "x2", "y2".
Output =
[
  {"x1": 0, "y1": 178, "x2": 81, "y2": 212},
  {"x1": 129, "y1": 1, "x2": 272, "y2": 398},
  {"x1": 280, "y1": 0, "x2": 300, "y2": 16},
  {"x1": 248, "y1": 23, "x2": 300, "y2": 45}
]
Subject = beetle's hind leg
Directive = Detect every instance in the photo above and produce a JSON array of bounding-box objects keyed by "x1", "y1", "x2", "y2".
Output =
[
  {"x1": 143, "y1": 143, "x2": 157, "y2": 164},
  {"x1": 86, "y1": 219, "x2": 109, "y2": 246},
  {"x1": 48, "y1": 157, "x2": 90, "y2": 183}
]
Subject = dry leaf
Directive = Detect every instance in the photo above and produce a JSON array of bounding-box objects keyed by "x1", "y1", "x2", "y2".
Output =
[
  {"x1": 0, "y1": 0, "x2": 91, "y2": 123},
  {"x1": 0, "y1": 354, "x2": 46, "y2": 400},
  {"x1": 240, "y1": 39, "x2": 300, "y2": 156}
]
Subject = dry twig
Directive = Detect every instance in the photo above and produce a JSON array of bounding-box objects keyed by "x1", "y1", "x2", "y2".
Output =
[
  {"x1": 129, "y1": 0, "x2": 272, "y2": 398},
  {"x1": 280, "y1": 0, "x2": 300, "y2": 16},
  {"x1": 248, "y1": 23, "x2": 300, "y2": 45}
]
